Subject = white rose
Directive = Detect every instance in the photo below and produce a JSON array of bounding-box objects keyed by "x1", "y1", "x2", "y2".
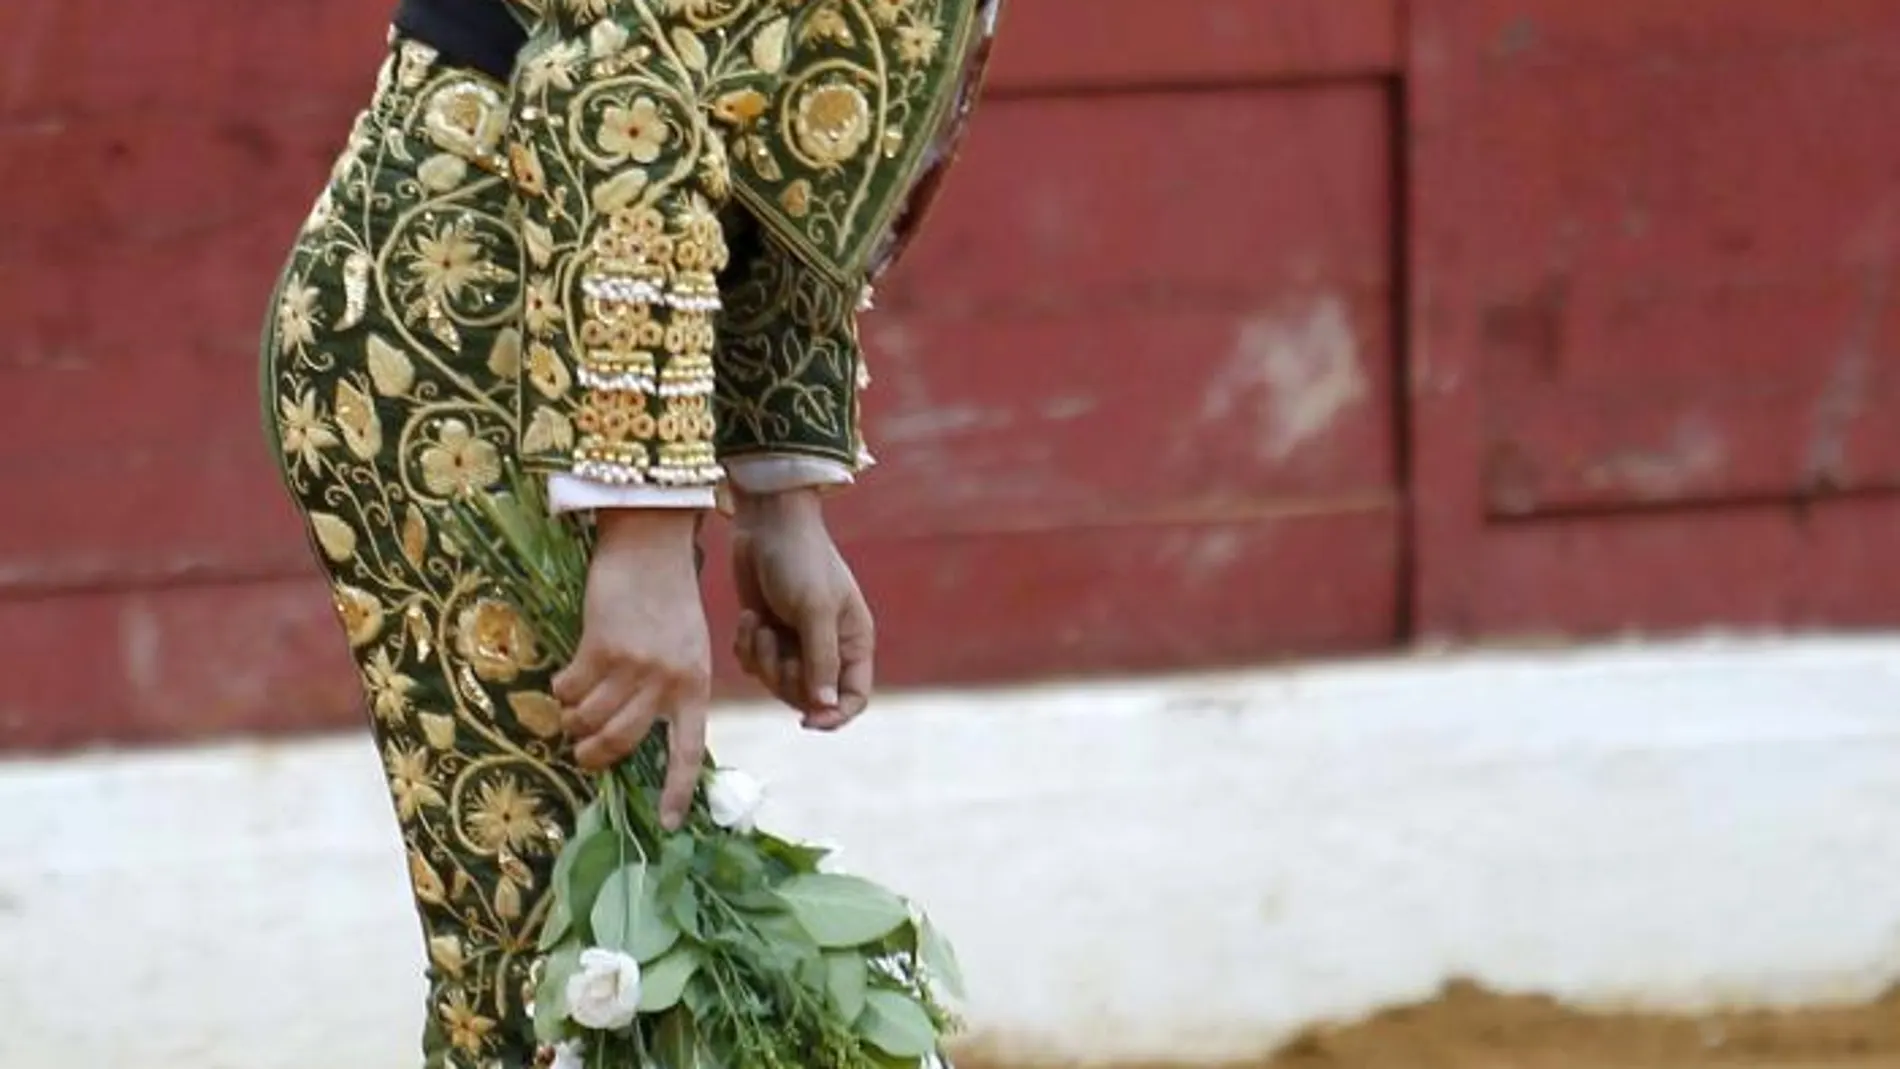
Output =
[
  {"x1": 706, "y1": 768, "x2": 765, "y2": 833},
  {"x1": 565, "y1": 948, "x2": 642, "y2": 1031},
  {"x1": 550, "y1": 1040, "x2": 586, "y2": 1069}
]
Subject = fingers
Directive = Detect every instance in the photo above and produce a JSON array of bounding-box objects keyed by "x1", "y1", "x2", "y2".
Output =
[
  {"x1": 563, "y1": 675, "x2": 635, "y2": 739},
  {"x1": 572, "y1": 689, "x2": 661, "y2": 772},
  {"x1": 799, "y1": 609, "x2": 842, "y2": 713},
  {"x1": 733, "y1": 611, "x2": 762, "y2": 679},
  {"x1": 806, "y1": 596, "x2": 872, "y2": 731},
  {"x1": 659, "y1": 689, "x2": 710, "y2": 830},
  {"x1": 552, "y1": 650, "x2": 603, "y2": 707},
  {"x1": 751, "y1": 624, "x2": 785, "y2": 697}
]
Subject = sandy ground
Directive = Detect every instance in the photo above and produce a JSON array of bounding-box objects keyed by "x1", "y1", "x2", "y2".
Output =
[{"x1": 965, "y1": 983, "x2": 1900, "y2": 1069}]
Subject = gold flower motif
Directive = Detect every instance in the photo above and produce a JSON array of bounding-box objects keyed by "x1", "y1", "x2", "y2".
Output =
[
  {"x1": 524, "y1": 280, "x2": 565, "y2": 337},
  {"x1": 802, "y1": 7, "x2": 854, "y2": 45},
  {"x1": 408, "y1": 849, "x2": 448, "y2": 905},
  {"x1": 334, "y1": 378, "x2": 383, "y2": 460},
  {"x1": 276, "y1": 278, "x2": 320, "y2": 353},
  {"x1": 428, "y1": 935, "x2": 467, "y2": 978},
  {"x1": 383, "y1": 743, "x2": 447, "y2": 819},
  {"x1": 362, "y1": 647, "x2": 416, "y2": 723},
  {"x1": 869, "y1": 0, "x2": 911, "y2": 26},
  {"x1": 417, "y1": 153, "x2": 468, "y2": 193},
  {"x1": 896, "y1": 20, "x2": 943, "y2": 66},
  {"x1": 509, "y1": 140, "x2": 548, "y2": 199},
  {"x1": 420, "y1": 419, "x2": 503, "y2": 497},
  {"x1": 277, "y1": 390, "x2": 338, "y2": 473},
  {"x1": 794, "y1": 83, "x2": 873, "y2": 165},
  {"x1": 521, "y1": 40, "x2": 583, "y2": 95},
  {"x1": 712, "y1": 88, "x2": 769, "y2": 128},
  {"x1": 781, "y1": 178, "x2": 813, "y2": 218},
  {"x1": 467, "y1": 774, "x2": 547, "y2": 854},
  {"x1": 526, "y1": 342, "x2": 573, "y2": 400},
  {"x1": 424, "y1": 82, "x2": 506, "y2": 159},
  {"x1": 507, "y1": 691, "x2": 566, "y2": 739},
  {"x1": 454, "y1": 598, "x2": 538, "y2": 683},
  {"x1": 598, "y1": 97, "x2": 670, "y2": 163},
  {"x1": 488, "y1": 327, "x2": 523, "y2": 379},
  {"x1": 410, "y1": 222, "x2": 490, "y2": 306},
  {"x1": 439, "y1": 989, "x2": 498, "y2": 1054},
  {"x1": 332, "y1": 584, "x2": 385, "y2": 648},
  {"x1": 523, "y1": 407, "x2": 576, "y2": 455}
]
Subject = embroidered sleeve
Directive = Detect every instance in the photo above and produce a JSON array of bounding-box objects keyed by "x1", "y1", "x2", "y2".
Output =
[
  {"x1": 505, "y1": 8, "x2": 793, "y2": 490},
  {"x1": 711, "y1": 207, "x2": 870, "y2": 473}
]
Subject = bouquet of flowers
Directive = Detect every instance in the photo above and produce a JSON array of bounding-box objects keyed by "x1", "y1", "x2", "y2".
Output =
[{"x1": 451, "y1": 472, "x2": 964, "y2": 1069}]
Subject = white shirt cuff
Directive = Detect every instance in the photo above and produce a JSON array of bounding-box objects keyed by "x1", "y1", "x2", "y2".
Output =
[
  {"x1": 724, "y1": 455, "x2": 857, "y2": 495},
  {"x1": 546, "y1": 473, "x2": 717, "y2": 514}
]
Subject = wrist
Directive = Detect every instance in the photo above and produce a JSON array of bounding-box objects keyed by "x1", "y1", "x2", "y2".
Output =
[
  {"x1": 594, "y1": 507, "x2": 702, "y2": 553},
  {"x1": 732, "y1": 487, "x2": 825, "y2": 530}
]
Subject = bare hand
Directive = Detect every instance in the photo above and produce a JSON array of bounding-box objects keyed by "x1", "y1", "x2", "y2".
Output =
[
  {"x1": 554, "y1": 509, "x2": 709, "y2": 829},
  {"x1": 729, "y1": 490, "x2": 874, "y2": 730}
]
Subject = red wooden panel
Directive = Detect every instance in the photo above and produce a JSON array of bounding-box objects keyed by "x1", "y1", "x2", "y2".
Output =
[
  {"x1": 879, "y1": 88, "x2": 1393, "y2": 318},
  {"x1": 1458, "y1": 7, "x2": 1900, "y2": 513},
  {"x1": 0, "y1": 114, "x2": 339, "y2": 260},
  {"x1": 1484, "y1": 380, "x2": 1900, "y2": 516},
  {"x1": 850, "y1": 300, "x2": 1395, "y2": 536},
  {"x1": 986, "y1": 0, "x2": 1401, "y2": 93},
  {"x1": 0, "y1": 0, "x2": 388, "y2": 119},
  {"x1": 1459, "y1": 497, "x2": 1900, "y2": 637},
  {"x1": 1464, "y1": 0, "x2": 1900, "y2": 64},
  {"x1": 1408, "y1": 0, "x2": 1900, "y2": 636},
  {"x1": 0, "y1": 577, "x2": 362, "y2": 752}
]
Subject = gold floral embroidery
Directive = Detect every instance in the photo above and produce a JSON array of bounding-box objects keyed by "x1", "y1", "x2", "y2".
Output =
[
  {"x1": 264, "y1": 44, "x2": 589, "y2": 1068},
  {"x1": 439, "y1": 990, "x2": 499, "y2": 1055},
  {"x1": 455, "y1": 599, "x2": 538, "y2": 684},
  {"x1": 467, "y1": 774, "x2": 548, "y2": 855},
  {"x1": 333, "y1": 583, "x2": 385, "y2": 648},
  {"x1": 793, "y1": 83, "x2": 874, "y2": 165},
  {"x1": 386, "y1": 743, "x2": 449, "y2": 819},
  {"x1": 420, "y1": 419, "x2": 504, "y2": 497}
]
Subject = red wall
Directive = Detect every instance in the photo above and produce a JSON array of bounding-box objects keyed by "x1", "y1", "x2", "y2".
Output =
[{"x1": 2, "y1": 0, "x2": 1896, "y2": 751}]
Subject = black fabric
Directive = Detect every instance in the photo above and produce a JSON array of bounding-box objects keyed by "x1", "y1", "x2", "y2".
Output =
[{"x1": 392, "y1": 0, "x2": 525, "y2": 83}]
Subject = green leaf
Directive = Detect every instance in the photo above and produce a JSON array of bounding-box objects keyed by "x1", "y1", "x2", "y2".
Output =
[
  {"x1": 856, "y1": 989, "x2": 940, "y2": 1058},
  {"x1": 824, "y1": 951, "x2": 868, "y2": 1019},
  {"x1": 563, "y1": 830, "x2": 629, "y2": 939},
  {"x1": 533, "y1": 943, "x2": 582, "y2": 1046},
  {"x1": 917, "y1": 917, "x2": 967, "y2": 1002},
  {"x1": 670, "y1": 882, "x2": 703, "y2": 941},
  {"x1": 710, "y1": 839, "x2": 768, "y2": 893},
  {"x1": 637, "y1": 947, "x2": 702, "y2": 1012},
  {"x1": 775, "y1": 874, "x2": 910, "y2": 948},
  {"x1": 757, "y1": 834, "x2": 832, "y2": 875},
  {"x1": 656, "y1": 1007, "x2": 717, "y2": 1069},
  {"x1": 657, "y1": 834, "x2": 697, "y2": 901},
  {"x1": 592, "y1": 864, "x2": 681, "y2": 962},
  {"x1": 538, "y1": 893, "x2": 572, "y2": 952}
]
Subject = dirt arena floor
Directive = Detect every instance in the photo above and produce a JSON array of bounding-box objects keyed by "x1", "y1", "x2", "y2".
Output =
[{"x1": 969, "y1": 982, "x2": 1900, "y2": 1069}]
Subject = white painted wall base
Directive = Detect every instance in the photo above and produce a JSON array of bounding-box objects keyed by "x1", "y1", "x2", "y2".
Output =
[{"x1": 5, "y1": 635, "x2": 1900, "y2": 1069}]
